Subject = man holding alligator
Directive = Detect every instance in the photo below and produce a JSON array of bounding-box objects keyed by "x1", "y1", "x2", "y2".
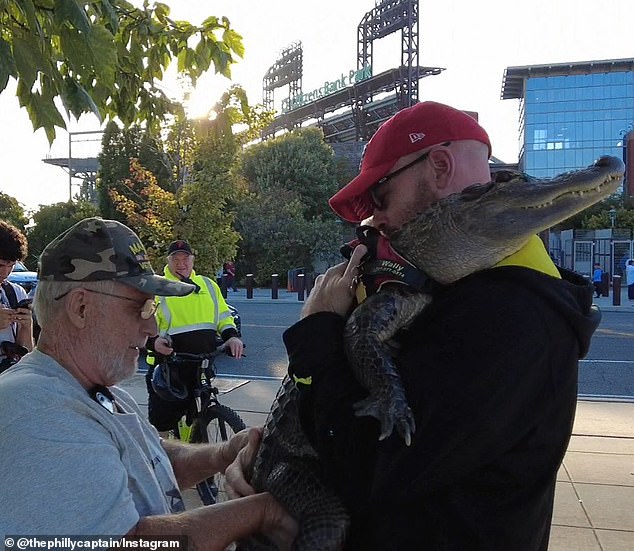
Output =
[{"x1": 229, "y1": 101, "x2": 619, "y2": 550}]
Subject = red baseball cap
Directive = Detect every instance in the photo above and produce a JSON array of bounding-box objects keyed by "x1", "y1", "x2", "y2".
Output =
[{"x1": 329, "y1": 101, "x2": 492, "y2": 223}]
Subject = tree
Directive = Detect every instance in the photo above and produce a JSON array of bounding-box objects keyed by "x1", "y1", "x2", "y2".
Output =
[
  {"x1": 97, "y1": 121, "x2": 172, "y2": 219},
  {"x1": 235, "y1": 128, "x2": 343, "y2": 283},
  {"x1": 26, "y1": 200, "x2": 99, "y2": 267},
  {"x1": 0, "y1": 0, "x2": 244, "y2": 142},
  {"x1": 108, "y1": 158, "x2": 179, "y2": 266},
  {"x1": 166, "y1": 85, "x2": 272, "y2": 276},
  {"x1": 558, "y1": 193, "x2": 634, "y2": 231},
  {"x1": 241, "y1": 127, "x2": 340, "y2": 219},
  {"x1": 0, "y1": 193, "x2": 28, "y2": 232}
]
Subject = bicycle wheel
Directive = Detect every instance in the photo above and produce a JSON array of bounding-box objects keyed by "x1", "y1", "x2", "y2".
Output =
[{"x1": 190, "y1": 403, "x2": 246, "y2": 505}]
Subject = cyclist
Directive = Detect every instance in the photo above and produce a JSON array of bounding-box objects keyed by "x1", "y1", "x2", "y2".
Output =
[
  {"x1": 146, "y1": 239, "x2": 244, "y2": 432},
  {"x1": 0, "y1": 220, "x2": 33, "y2": 372}
]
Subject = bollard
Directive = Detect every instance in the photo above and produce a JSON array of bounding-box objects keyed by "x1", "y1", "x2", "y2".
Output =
[
  {"x1": 271, "y1": 274, "x2": 279, "y2": 299},
  {"x1": 612, "y1": 275, "x2": 621, "y2": 306},
  {"x1": 297, "y1": 273, "x2": 305, "y2": 301},
  {"x1": 246, "y1": 274, "x2": 254, "y2": 299},
  {"x1": 220, "y1": 275, "x2": 228, "y2": 299},
  {"x1": 305, "y1": 272, "x2": 314, "y2": 296},
  {"x1": 601, "y1": 272, "x2": 610, "y2": 297}
]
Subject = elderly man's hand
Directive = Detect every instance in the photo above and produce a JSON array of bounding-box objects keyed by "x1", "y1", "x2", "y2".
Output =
[
  {"x1": 301, "y1": 244, "x2": 367, "y2": 318},
  {"x1": 225, "y1": 427, "x2": 262, "y2": 498}
]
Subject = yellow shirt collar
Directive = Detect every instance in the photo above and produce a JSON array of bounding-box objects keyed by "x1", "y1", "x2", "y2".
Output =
[{"x1": 494, "y1": 235, "x2": 561, "y2": 279}]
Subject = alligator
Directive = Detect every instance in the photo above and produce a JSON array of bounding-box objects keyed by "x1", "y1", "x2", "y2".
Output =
[{"x1": 238, "y1": 156, "x2": 624, "y2": 551}]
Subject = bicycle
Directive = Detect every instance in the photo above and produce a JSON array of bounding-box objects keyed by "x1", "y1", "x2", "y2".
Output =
[{"x1": 153, "y1": 348, "x2": 247, "y2": 506}]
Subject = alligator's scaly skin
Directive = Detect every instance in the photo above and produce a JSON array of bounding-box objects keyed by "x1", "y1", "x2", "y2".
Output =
[
  {"x1": 240, "y1": 157, "x2": 624, "y2": 551},
  {"x1": 238, "y1": 377, "x2": 349, "y2": 551}
]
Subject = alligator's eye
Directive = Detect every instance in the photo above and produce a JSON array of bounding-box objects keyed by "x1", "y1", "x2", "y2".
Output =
[{"x1": 460, "y1": 181, "x2": 494, "y2": 201}]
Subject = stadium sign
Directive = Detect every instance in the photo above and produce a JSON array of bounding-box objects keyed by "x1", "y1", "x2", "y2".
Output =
[{"x1": 281, "y1": 64, "x2": 372, "y2": 113}]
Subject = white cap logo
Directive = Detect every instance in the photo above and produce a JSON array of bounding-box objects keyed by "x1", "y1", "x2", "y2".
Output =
[{"x1": 409, "y1": 132, "x2": 426, "y2": 143}]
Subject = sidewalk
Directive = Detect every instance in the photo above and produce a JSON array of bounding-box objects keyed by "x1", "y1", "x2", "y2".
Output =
[
  {"x1": 122, "y1": 374, "x2": 634, "y2": 550},
  {"x1": 223, "y1": 380, "x2": 634, "y2": 551},
  {"x1": 590, "y1": 286, "x2": 634, "y2": 313},
  {"x1": 225, "y1": 286, "x2": 634, "y2": 313},
  {"x1": 222, "y1": 287, "x2": 309, "y2": 305}
]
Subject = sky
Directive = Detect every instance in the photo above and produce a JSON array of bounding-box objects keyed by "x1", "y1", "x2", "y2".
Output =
[{"x1": 2, "y1": 0, "x2": 634, "y2": 213}]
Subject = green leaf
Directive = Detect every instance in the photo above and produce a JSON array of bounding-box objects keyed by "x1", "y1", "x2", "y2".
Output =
[
  {"x1": 154, "y1": 2, "x2": 170, "y2": 23},
  {"x1": 60, "y1": 77, "x2": 103, "y2": 121},
  {"x1": 86, "y1": 25, "x2": 116, "y2": 84},
  {"x1": 12, "y1": 35, "x2": 44, "y2": 89},
  {"x1": 98, "y1": 0, "x2": 119, "y2": 33},
  {"x1": 54, "y1": 0, "x2": 91, "y2": 33},
  {"x1": 222, "y1": 29, "x2": 244, "y2": 58},
  {"x1": 15, "y1": 0, "x2": 44, "y2": 40},
  {"x1": 22, "y1": 90, "x2": 67, "y2": 143},
  {"x1": 0, "y1": 39, "x2": 17, "y2": 93}
]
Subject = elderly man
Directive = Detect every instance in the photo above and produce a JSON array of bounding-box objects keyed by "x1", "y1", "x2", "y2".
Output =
[
  {"x1": 229, "y1": 102, "x2": 599, "y2": 550},
  {"x1": 0, "y1": 218, "x2": 295, "y2": 549}
]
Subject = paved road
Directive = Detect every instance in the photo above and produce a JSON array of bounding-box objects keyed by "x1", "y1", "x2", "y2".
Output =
[
  {"x1": 580, "y1": 310, "x2": 634, "y2": 400},
  {"x1": 215, "y1": 294, "x2": 634, "y2": 400}
]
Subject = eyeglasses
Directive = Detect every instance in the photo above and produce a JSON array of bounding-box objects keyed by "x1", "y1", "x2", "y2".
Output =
[
  {"x1": 54, "y1": 288, "x2": 158, "y2": 320},
  {"x1": 370, "y1": 142, "x2": 451, "y2": 210}
]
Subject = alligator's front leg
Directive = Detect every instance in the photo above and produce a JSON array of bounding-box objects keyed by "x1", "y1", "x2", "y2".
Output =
[{"x1": 344, "y1": 284, "x2": 431, "y2": 445}]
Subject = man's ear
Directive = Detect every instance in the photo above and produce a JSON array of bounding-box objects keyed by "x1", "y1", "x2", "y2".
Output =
[
  {"x1": 64, "y1": 289, "x2": 89, "y2": 329},
  {"x1": 427, "y1": 148, "x2": 455, "y2": 190}
]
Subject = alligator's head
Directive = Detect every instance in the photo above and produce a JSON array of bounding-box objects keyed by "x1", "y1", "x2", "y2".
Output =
[{"x1": 388, "y1": 156, "x2": 624, "y2": 284}]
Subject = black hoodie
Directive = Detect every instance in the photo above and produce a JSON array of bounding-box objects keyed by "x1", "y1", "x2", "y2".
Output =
[{"x1": 284, "y1": 265, "x2": 600, "y2": 551}]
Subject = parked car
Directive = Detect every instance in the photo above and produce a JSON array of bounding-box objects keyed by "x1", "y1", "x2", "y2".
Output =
[{"x1": 7, "y1": 261, "x2": 38, "y2": 294}]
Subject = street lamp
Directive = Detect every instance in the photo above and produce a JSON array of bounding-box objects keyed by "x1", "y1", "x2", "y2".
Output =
[{"x1": 608, "y1": 208, "x2": 617, "y2": 229}]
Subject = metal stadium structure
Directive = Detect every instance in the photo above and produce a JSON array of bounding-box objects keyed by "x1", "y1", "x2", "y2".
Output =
[{"x1": 261, "y1": 0, "x2": 444, "y2": 149}]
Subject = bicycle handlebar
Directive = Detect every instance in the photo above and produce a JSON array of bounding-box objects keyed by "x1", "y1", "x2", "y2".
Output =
[{"x1": 165, "y1": 346, "x2": 245, "y2": 363}]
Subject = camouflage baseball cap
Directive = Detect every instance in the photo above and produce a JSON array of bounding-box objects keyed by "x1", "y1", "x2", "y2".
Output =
[{"x1": 39, "y1": 218, "x2": 194, "y2": 297}]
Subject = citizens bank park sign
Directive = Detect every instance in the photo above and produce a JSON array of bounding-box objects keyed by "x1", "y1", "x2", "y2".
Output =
[{"x1": 281, "y1": 64, "x2": 372, "y2": 113}]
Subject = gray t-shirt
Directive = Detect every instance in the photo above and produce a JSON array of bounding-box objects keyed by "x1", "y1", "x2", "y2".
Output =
[{"x1": 0, "y1": 349, "x2": 185, "y2": 537}]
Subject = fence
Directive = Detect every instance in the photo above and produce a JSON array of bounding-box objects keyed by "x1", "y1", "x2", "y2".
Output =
[{"x1": 551, "y1": 229, "x2": 633, "y2": 279}]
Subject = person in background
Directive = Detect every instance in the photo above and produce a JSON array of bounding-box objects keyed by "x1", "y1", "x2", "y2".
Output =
[
  {"x1": 227, "y1": 101, "x2": 600, "y2": 550},
  {"x1": 626, "y1": 259, "x2": 634, "y2": 301},
  {"x1": 0, "y1": 220, "x2": 33, "y2": 372},
  {"x1": 0, "y1": 218, "x2": 295, "y2": 548},
  {"x1": 223, "y1": 259, "x2": 238, "y2": 292},
  {"x1": 592, "y1": 262, "x2": 604, "y2": 298},
  {"x1": 146, "y1": 240, "x2": 244, "y2": 433}
]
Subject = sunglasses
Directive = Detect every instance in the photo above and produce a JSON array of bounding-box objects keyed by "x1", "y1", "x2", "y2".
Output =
[
  {"x1": 370, "y1": 142, "x2": 451, "y2": 210},
  {"x1": 54, "y1": 288, "x2": 158, "y2": 320}
]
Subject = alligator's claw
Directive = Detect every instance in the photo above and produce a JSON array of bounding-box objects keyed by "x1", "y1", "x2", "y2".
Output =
[{"x1": 353, "y1": 393, "x2": 416, "y2": 446}]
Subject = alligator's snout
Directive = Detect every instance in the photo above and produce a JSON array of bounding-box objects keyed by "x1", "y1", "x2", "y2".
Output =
[{"x1": 594, "y1": 155, "x2": 625, "y2": 173}]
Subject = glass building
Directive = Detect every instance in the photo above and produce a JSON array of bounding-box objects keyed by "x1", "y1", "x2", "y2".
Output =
[{"x1": 501, "y1": 58, "x2": 634, "y2": 179}]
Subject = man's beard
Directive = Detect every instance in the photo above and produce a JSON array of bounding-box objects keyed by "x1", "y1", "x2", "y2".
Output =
[{"x1": 102, "y1": 346, "x2": 138, "y2": 385}]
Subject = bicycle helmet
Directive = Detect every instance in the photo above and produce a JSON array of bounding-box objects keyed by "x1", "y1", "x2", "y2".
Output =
[{"x1": 151, "y1": 361, "x2": 189, "y2": 402}]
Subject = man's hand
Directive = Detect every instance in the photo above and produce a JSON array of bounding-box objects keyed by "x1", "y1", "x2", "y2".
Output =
[
  {"x1": 301, "y1": 244, "x2": 367, "y2": 318},
  {"x1": 225, "y1": 427, "x2": 263, "y2": 499},
  {"x1": 0, "y1": 307, "x2": 31, "y2": 330},
  {"x1": 0, "y1": 307, "x2": 14, "y2": 330},
  {"x1": 223, "y1": 336, "x2": 244, "y2": 358},
  {"x1": 14, "y1": 307, "x2": 32, "y2": 328},
  {"x1": 153, "y1": 336, "x2": 174, "y2": 355},
  {"x1": 218, "y1": 427, "x2": 251, "y2": 473}
]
